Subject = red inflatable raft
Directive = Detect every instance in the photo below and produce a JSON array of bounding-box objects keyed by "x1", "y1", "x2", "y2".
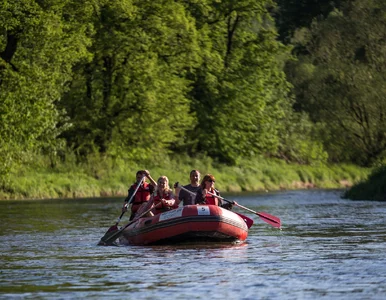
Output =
[{"x1": 119, "y1": 205, "x2": 249, "y2": 245}]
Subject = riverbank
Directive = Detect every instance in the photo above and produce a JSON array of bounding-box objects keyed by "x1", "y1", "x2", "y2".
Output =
[{"x1": 0, "y1": 155, "x2": 371, "y2": 200}]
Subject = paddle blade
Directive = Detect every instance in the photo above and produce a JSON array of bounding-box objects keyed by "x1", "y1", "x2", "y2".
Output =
[
  {"x1": 256, "y1": 212, "x2": 281, "y2": 228},
  {"x1": 234, "y1": 212, "x2": 254, "y2": 229},
  {"x1": 98, "y1": 225, "x2": 119, "y2": 246}
]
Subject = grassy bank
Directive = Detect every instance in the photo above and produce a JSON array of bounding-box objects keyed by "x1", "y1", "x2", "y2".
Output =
[{"x1": 0, "y1": 154, "x2": 371, "y2": 200}]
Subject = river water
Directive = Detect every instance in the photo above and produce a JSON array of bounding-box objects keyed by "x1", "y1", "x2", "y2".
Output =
[{"x1": 1, "y1": 189, "x2": 385, "y2": 300}]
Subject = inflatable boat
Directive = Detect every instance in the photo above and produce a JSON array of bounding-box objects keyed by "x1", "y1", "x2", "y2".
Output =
[{"x1": 119, "y1": 205, "x2": 249, "y2": 245}]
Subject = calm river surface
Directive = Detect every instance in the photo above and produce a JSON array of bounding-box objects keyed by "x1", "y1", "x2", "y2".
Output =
[{"x1": 1, "y1": 189, "x2": 386, "y2": 300}]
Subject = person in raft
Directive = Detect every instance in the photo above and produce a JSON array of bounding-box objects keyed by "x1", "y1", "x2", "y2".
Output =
[
  {"x1": 194, "y1": 174, "x2": 234, "y2": 210},
  {"x1": 122, "y1": 169, "x2": 157, "y2": 220},
  {"x1": 135, "y1": 175, "x2": 177, "y2": 217},
  {"x1": 151, "y1": 176, "x2": 178, "y2": 215},
  {"x1": 174, "y1": 169, "x2": 201, "y2": 206}
]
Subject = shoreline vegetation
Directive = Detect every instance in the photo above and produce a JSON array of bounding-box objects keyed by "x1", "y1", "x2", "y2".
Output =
[
  {"x1": 342, "y1": 166, "x2": 386, "y2": 201},
  {"x1": 0, "y1": 155, "x2": 372, "y2": 201}
]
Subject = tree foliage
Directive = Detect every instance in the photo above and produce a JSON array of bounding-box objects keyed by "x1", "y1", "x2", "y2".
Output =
[
  {"x1": 183, "y1": 0, "x2": 295, "y2": 164},
  {"x1": 287, "y1": 0, "x2": 386, "y2": 166},
  {"x1": 0, "y1": 0, "x2": 92, "y2": 185},
  {"x1": 59, "y1": 0, "x2": 200, "y2": 161},
  {"x1": 4, "y1": 0, "x2": 383, "y2": 190},
  {"x1": 274, "y1": 0, "x2": 353, "y2": 43}
]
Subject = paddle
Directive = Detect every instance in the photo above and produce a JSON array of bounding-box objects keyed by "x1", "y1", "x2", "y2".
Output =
[
  {"x1": 98, "y1": 175, "x2": 145, "y2": 243},
  {"x1": 176, "y1": 184, "x2": 254, "y2": 229},
  {"x1": 233, "y1": 212, "x2": 254, "y2": 229},
  {"x1": 98, "y1": 201, "x2": 162, "y2": 246},
  {"x1": 207, "y1": 191, "x2": 281, "y2": 229}
]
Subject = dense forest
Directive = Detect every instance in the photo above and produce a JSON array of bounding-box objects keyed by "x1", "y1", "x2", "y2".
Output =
[{"x1": 1, "y1": 0, "x2": 385, "y2": 197}]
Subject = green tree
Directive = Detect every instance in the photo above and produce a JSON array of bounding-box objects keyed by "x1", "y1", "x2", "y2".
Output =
[
  {"x1": 274, "y1": 0, "x2": 351, "y2": 43},
  {"x1": 287, "y1": 0, "x2": 386, "y2": 166},
  {"x1": 60, "y1": 0, "x2": 200, "y2": 162},
  {"x1": 0, "y1": 0, "x2": 92, "y2": 185},
  {"x1": 183, "y1": 0, "x2": 294, "y2": 164}
]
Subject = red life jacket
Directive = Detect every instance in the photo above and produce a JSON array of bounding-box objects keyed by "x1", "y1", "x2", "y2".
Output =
[
  {"x1": 205, "y1": 191, "x2": 219, "y2": 206},
  {"x1": 153, "y1": 191, "x2": 176, "y2": 214},
  {"x1": 130, "y1": 182, "x2": 152, "y2": 213}
]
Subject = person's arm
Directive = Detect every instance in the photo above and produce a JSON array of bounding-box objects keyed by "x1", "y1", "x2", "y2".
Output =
[
  {"x1": 143, "y1": 170, "x2": 157, "y2": 188},
  {"x1": 216, "y1": 189, "x2": 233, "y2": 210},
  {"x1": 122, "y1": 185, "x2": 135, "y2": 211},
  {"x1": 162, "y1": 191, "x2": 177, "y2": 209},
  {"x1": 173, "y1": 182, "x2": 186, "y2": 206},
  {"x1": 137, "y1": 195, "x2": 155, "y2": 217},
  {"x1": 215, "y1": 189, "x2": 223, "y2": 206},
  {"x1": 125, "y1": 186, "x2": 135, "y2": 203},
  {"x1": 148, "y1": 184, "x2": 155, "y2": 195},
  {"x1": 174, "y1": 188, "x2": 184, "y2": 206},
  {"x1": 194, "y1": 188, "x2": 206, "y2": 204}
]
